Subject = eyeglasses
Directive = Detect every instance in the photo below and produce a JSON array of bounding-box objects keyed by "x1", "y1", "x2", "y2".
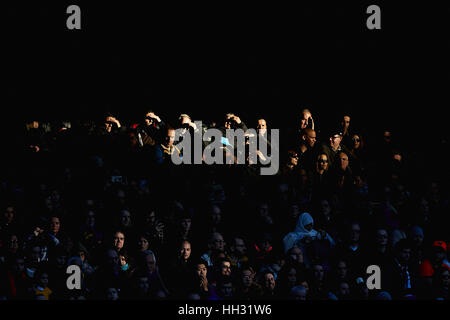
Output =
[
  {"x1": 290, "y1": 154, "x2": 299, "y2": 158},
  {"x1": 352, "y1": 138, "x2": 360, "y2": 142},
  {"x1": 318, "y1": 159, "x2": 328, "y2": 163}
]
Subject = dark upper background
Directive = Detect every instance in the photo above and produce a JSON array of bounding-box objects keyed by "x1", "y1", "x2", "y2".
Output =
[{"x1": 4, "y1": 2, "x2": 450, "y2": 143}]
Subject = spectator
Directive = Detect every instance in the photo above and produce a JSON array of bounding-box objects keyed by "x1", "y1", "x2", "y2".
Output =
[{"x1": 320, "y1": 129, "x2": 350, "y2": 169}]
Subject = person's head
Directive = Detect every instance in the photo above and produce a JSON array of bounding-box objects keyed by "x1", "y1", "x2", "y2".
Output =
[
  {"x1": 119, "y1": 209, "x2": 132, "y2": 228},
  {"x1": 288, "y1": 247, "x2": 304, "y2": 265},
  {"x1": 231, "y1": 236, "x2": 247, "y2": 257},
  {"x1": 304, "y1": 221, "x2": 313, "y2": 232},
  {"x1": 179, "y1": 215, "x2": 192, "y2": 234},
  {"x1": 287, "y1": 266, "x2": 298, "y2": 287},
  {"x1": 319, "y1": 199, "x2": 332, "y2": 218},
  {"x1": 105, "y1": 113, "x2": 119, "y2": 130},
  {"x1": 338, "y1": 152, "x2": 349, "y2": 171},
  {"x1": 3, "y1": 206, "x2": 15, "y2": 224},
  {"x1": 7, "y1": 234, "x2": 20, "y2": 254},
  {"x1": 436, "y1": 267, "x2": 450, "y2": 289},
  {"x1": 119, "y1": 252, "x2": 129, "y2": 269},
  {"x1": 137, "y1": 235, "x2": 150, "y2": 252},
  {"x1": 312, "y1": 264, "x2": 325, "y2": 282},
  {"x1": 84, "y1": 210, "x2": 96, "y2": 228},
  {"x1": 395, "y1": 239, "x2": 412, "y2": 265},
  {"x1": 288, "y1": 202, "x2": 301, "y2": 221},
  {"x1": 179, "y1": 114, "x2": 191, "y2": 125},
  {"x1": 136, "y1": 276, "x2": 150, "y2": 296},
  {"x1": 105, "y1": 248, "x2": 120, "y2": 271},
  {"x1": 257, "y1": 118, "x2": 267, "y2": 135},
  {"x1": 49, "y1": 216, "x2": 61, "y2": 235},
  {"x1": 302, "y1": 128, "x2": 316, "y2": 148},
  {"x1": 341, "y1": 115, "x2": 351, "y2": 130},
  {"x1": 383, "y1": 130, "x2": 392, "y2": 143},
  {"x1": 300, "y1": 280, "x2": 309, "y2": 294},
  {"x1": 241, "y1": 267, "x2": 255, "y2": 288},
  {"x1": 286, "y1": 150, "x2": 299, "y2": 167},
  {"x1": 410, "y1": 226, "x2": 424, "y2": 247},
  {"x1": 256, "y1": 233, "x2": 272, "y2": 254},
  {"x1": 180, "y1": 240, "x2": 192, "y2": 261},
  {"x1": 329, "y1": 132, "x2": 342, "y2": 150},
  {"x1": 113, "y1": 231, "x2": 125, "y2": 251},
  {"x1": 337, "y1": 281, "x2": 350, "y2": 299},
  {"x1": 12, "y1": 256, "x2": 26, "y2": 275},
  {"x1": 209, "y1": 204, "x2": 222, "y2": 226},
  {"x1": 30, "y1": 121, "x2": 39, "y2": 129},
  {"x1": 257, "y1": 202, "x2": 270, "y2": 217},
  {"x1": 224, "y1": 113, "x2": 237, "y2": 129},
  {"x1": 36, "y1": 270, "x2": 49, "y2": 288},
  {"x1": 263, "y1": 271, "x2": 276, "y2": 291},
  {"x1": 54, "y1": 248, "x2": 68, "y2": 269},
  {"x1": 165, "y1": 127, "x2": 176, "y2": 147},
  {"x1": 209, "y1": 232, "x2": 225, "y2": 252},
  {"x1": 106, "y1": 287, "x2": 119, "y2": 300},
  {"x1": 336, "y1": 260, "x2": 348, "y2": 280},
  {"x1": 196, "y1": 261, "x2": 208, "y2": 279},
  {"x1": 219, "y1": 259, "x2": 232, "y2": 277},
  {"x1": 144, "y1": 208, "x2": 157, "y2": 226},
  {"x1": 352, "y1": 134, "x2": 363, "y2": 150},
  {"x1": 300, "y1": 109, "x2": 312, "y2": 129},
  {"x1": 432, "y1": 241, "x2": 447, "y2": 264},
  {"x1": 144, "y1": 110, "x2": 157, "y2": 126},
  {"x1": 142, "y1": 250, "x2": 157, "y2": 274},
  {"x1": 316, "y1": 153, "x2": 329, "y2": 172},
  {"x1": 29, "y1": 244, "x2": 42, "y2": 265},
  {"x1": 289, "y1": 285, "x2": 307, "y2": 300},
  {"x1": 349, "y1": 222, "x2": 361, "y2": 244},
  {"x1": 375, "y1": 228, "x2": 389, "y2": 247}
]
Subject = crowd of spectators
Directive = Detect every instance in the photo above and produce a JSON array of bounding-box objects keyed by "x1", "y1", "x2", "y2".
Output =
[{"x1": 0, "y1": 108, "x2": 448, "y2": 300}]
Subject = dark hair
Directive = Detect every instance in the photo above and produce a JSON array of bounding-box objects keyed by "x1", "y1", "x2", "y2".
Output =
[{"x1": 395, "y1": 238, "x2": 413, "y2": 253}]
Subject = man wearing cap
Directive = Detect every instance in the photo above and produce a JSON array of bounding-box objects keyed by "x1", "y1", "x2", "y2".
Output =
[
  {"x1": 319, "y1": 129, "x2": 351, "y2": 169},
  {"x1": 418, "y1": 240, "x2": 450, "y2": 294},
  {"x1": 420, "y1": 241, "x2": 449, "y2": 277}
]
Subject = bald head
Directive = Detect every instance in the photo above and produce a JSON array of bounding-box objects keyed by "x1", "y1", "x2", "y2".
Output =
[{"x1": 302, "y1": 128, "x2": 316, "y2": 148}]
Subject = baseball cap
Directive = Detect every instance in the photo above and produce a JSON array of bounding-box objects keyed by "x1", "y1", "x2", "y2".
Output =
[{"x1": 433, "y1": 241, "x2": 447, "y2": 252}]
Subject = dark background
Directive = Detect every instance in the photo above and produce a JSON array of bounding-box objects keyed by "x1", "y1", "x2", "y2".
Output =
[{"x1": 4, "y1": 2, "x2": 450, "y2": 141}]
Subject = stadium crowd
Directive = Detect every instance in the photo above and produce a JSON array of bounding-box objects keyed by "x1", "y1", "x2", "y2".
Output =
[{"x1": 0, "y1": 108, "x2": 448, "y2": 300}]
